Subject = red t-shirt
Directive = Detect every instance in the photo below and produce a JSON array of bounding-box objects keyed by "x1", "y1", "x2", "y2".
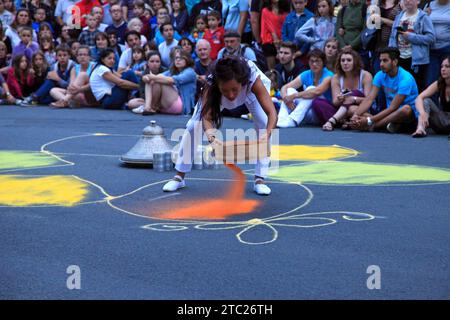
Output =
[
  {"x1": 72, "y1": 0, "x2": 101, "y2": 28},
  {"x1": 203, "y1": 26, "x2": 224, "y2": 60}
]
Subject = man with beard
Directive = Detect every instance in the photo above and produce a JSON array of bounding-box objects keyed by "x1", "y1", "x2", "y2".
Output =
[{"x1": 275, "y1": 41, "x2": 306, "y2": 88}]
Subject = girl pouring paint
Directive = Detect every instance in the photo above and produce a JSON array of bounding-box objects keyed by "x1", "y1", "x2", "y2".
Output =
[{"x1": 162, "y1": 56, "x2": 278, "y2": 195}]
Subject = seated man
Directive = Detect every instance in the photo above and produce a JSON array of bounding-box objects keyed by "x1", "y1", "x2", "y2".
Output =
[{"x1": 350, "y1": 47, "x2": 419, "y2": 133}]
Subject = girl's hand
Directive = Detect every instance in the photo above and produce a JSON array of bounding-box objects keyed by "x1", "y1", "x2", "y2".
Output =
[{"x1": 336, "y1": 94, "x2": 345, "y2": 104}]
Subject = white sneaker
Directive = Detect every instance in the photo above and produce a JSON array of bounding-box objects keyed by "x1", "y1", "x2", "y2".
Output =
[
  {"x1": 276, "y1": 117, "x2": 296, "y2": 128},
  {"x1": 162, "y1": 176, "x2": 185, "y2": 192},
  {"x1": 386, "y1": 122, "x2": 401, "y2": 133},
  {"x1": 253, "y1": 182, "x2": 271, "y2": 196},
  {"x1": 132, "y1": 105, "x2": 145, "y2": 114}
]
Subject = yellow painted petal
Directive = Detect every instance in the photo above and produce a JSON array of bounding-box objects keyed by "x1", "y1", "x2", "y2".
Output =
[
  {"x1": 0, "y1": 175, "x2": 88, "y2": 207},
  {"x1": 271, "y1": 145, "x2": 358, "y2": 162}
]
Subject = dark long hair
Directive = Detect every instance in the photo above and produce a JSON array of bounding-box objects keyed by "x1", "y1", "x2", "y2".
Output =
[
  {"x1": 201, "y1": 57, "x2": 251, "y2": 128},
  {"x1": 262, "y1": 0, "x2": 290, "y2": 14},
  {"x1": 438, "y1": 55, "x2": 450, "y2": 104}
]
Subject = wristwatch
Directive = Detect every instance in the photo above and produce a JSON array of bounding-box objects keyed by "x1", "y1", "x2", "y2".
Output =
[
  {"x1": 5, "y1": 92, "x2": 10, "y2": 97},
  {"x1": 367, "y1": 117, "x2": 373, "y2": 126},
  {"x1": 353, "y1": 96, "x2": 357, "y2": 104}
]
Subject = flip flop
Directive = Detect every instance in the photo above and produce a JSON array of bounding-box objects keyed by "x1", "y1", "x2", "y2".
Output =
[
  {"x1": 142, "y1": 109, "x2": 156, "y2": 116},
  {"x1": 412, "y1": 131, "x2": 427, "y2": 138}
]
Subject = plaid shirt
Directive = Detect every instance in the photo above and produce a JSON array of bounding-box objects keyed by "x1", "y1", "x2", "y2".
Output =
[{"x1": 78, "y1": 29, "x2": 100, "y2": 47}]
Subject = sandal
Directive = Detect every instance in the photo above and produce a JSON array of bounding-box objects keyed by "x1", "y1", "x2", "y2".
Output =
[
  {"x1": 322, "y1": 117, "x2": 337, "y2": 131},
  {"x1": 50, "y1": 100, "x2": 70, "y2": 108},
  {"x1": 142, "y1": 108, "x2": 157, "y2": 116}
]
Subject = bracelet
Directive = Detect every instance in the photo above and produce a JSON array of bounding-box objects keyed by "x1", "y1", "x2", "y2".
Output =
[{"x1": 207, "y1": 135, "x2": 215, "y2": 143}]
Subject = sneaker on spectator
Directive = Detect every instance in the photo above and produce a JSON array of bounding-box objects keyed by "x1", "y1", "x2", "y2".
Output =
[
  {"x1": 386, "y1": 122, "x2": 401, "y2": 133},
  {"x1": 132, "y1": 105, "x2": 145, "y2": 114},
  {"x1": 241, "y1": 113, "x2": 253, "y2": 121}
]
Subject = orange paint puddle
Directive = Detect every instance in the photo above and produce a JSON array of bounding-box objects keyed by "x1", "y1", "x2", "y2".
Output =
[{"x1": 157, "y1": 164, "x2": 260, "y2": 220}]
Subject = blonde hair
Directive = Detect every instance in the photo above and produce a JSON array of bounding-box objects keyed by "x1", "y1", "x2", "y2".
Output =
[{"x1": 128, "y1": 17, "x2": 143, "y2": 32}]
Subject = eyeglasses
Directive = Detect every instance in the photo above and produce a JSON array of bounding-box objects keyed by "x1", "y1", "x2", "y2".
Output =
[{"x1": 174, "y1": 56, "x2": 185, "y2": 61}]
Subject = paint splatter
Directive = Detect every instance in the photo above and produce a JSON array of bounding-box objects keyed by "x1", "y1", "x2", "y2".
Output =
[
  {"x1": 0, "y1": 175, "x2": 89, "y2": 206},
  {"x1": 0, "y1": 151, "x2": 59, "y2": 170},
  {"x1": 270, "y1": 161, "x2": 450, "y2": 185},
  {"x1": 156, "y1": 164, "x2": 259, "y2": 220},
  {"x1": 271, "y1": 145, "x2": 357, "y2": 162}
]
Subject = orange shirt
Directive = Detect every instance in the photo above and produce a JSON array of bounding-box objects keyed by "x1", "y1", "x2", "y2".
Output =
[{"x1": 260, "y1": 8, "x2": 288, "y2": 45}]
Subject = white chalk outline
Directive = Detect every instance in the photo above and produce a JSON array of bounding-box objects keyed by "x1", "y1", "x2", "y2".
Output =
[{"x1": 2, "y1": 133, "x2": 449, "y2": 245}]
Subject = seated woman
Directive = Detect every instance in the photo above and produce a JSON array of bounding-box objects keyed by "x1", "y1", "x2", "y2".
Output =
[
  {"x1": 49, "y1": 45, "x2": 97, "y2": 108},
  {"x1": 321, "y1": 48, "x2": 373, "y2": 131},
  {"x1": 90, "y1": 32, "x2": 119, "y2": 70},
  {"x1": 132, "y1": 49, "x2": 196, "y2": 115},
  {"x1": 412, "y1": 55, "x2": 450, "y2": 139},
  {"x1": 89, "y1": 48, "x2": 140, "y2": 109},
  {"x1": 277, "y1": 49, "x2": 334, "y2": 128}
]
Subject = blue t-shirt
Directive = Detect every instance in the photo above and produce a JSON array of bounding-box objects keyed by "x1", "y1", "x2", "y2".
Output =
[
  {"x1": 299, "y1": 67, "x2": 334, "y2": 101},
  {"x1": 373, "y1": 67, "x2": 419, "y2": 117}
]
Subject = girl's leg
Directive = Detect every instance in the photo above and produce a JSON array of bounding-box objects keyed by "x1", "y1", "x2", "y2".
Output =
[
  {"x1": 49, "y1": 88, "x2": 67, "y2": 101},
  {"x1": 163, "y1": 102, "x2": 204, "y2": 191},
  {"x1": 158, "y1": 84, "x2": 180, "y2": 112},
  {"x1": 245, "y1": 98, "x2": 271, "y2": 195},
  {"x1": 144, "y1": 82, "x2": 158, "y2": 112}
]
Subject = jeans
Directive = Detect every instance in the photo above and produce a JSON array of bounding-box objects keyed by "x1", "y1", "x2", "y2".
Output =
[
  {"x1": 101, "y1": 70, "x2": 139, "y2": 109},
  {"x1": 34, "y1": 79, "x2": 59, "y2": 104}
]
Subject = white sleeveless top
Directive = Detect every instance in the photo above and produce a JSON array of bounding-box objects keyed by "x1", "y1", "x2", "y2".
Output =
[{"x1": 220, "y1": 60, "x2": 271, "y2": 110}]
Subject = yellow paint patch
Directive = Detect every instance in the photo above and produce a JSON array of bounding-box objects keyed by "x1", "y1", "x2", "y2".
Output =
[
  {"x1": 271, "y1": 145, "x2": 358, "y2": 162},
  {"x1": 0, "y1": 175, "x2": 88, "y2": 206}
]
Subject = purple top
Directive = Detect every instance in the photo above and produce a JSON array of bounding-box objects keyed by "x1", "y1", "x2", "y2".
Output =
[{"x1": 12, "y1": 41, "x2": 40, "y2": 62}]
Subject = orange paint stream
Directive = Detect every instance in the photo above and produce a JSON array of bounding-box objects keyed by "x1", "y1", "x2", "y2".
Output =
[{"x1": 157, "y1": 164, "x2": 260, "y2": 220}]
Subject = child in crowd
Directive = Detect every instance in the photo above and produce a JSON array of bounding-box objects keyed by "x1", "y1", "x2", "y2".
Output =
[
  {"x1": 78, "y1": 14, "x2": 100, "y2": 47},
  {"x1": 39, "y1": 35, "x2": 56, "y2": 68},
  {"x1": 132, "y1": 0, "x2": 151, "y2": 40},
  {"x1": 130, "y1": 45, "x2": 146, "y2": 77},
  {"x1": 29, "y1": 51, "x2": 49, "y2": 93},
  {"x1": 6, "y1": 54, "x2": 34, "y2": 103},
  {"x1": 203, "y1": 10, "x2": 224, "y2": 60},
  {"x1": 127, "y1": 17, "x2": 147, "y2": 47},
  {"x1": 171, "y1": 0, "x2": 189, "y2": 35},
  {"x1": 190, "y1": 14, "x2": 207, "y2": 43},
  {"x1": 12, "y1": 26, "x2": 39, "y2": 61}
]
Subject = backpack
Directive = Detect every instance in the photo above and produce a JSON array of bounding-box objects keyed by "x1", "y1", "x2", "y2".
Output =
[
  {"x1": 339, "y1": 2, "x2": 377, "y2": 51},
  {"x1": 241, "y1": 45, "x2": 269, "y2": 73}
]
